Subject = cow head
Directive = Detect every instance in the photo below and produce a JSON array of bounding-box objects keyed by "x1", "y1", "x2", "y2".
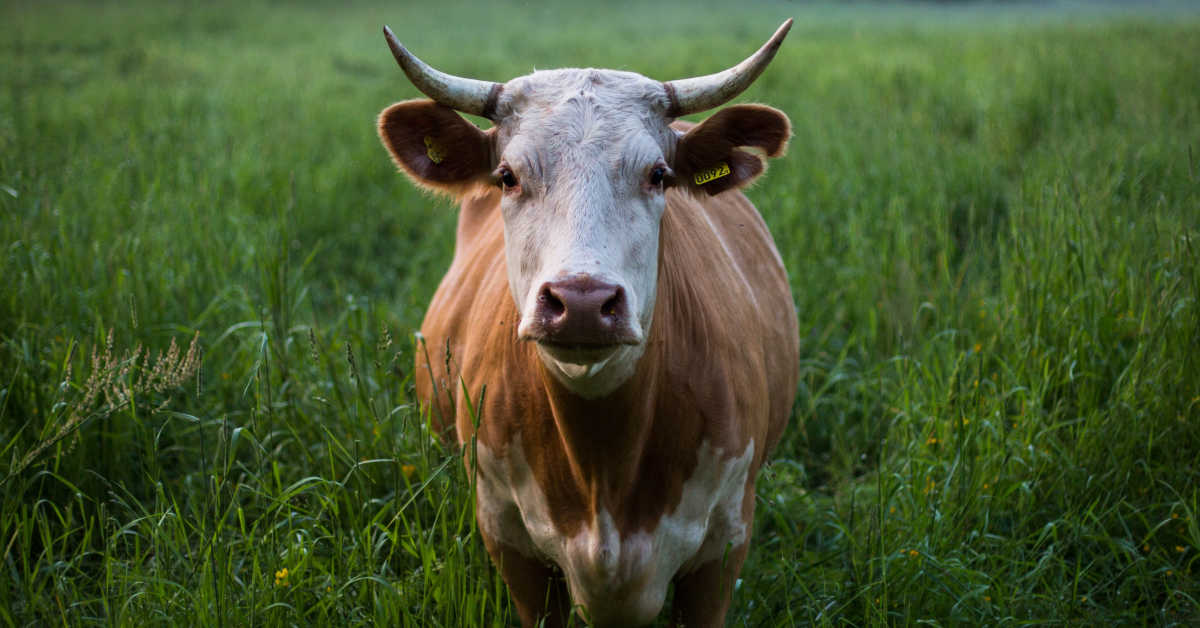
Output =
[{"x1": 378, "y1": 22, "x2": 792, "y2": 398}]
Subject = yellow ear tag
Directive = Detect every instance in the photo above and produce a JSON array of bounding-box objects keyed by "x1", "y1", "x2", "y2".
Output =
[
  {"x1": 693, "y1": 162, "x2": 731, "y2": 186},
  {"x1": 423, "y1": 136, "x2": 445, "y2": 164}
]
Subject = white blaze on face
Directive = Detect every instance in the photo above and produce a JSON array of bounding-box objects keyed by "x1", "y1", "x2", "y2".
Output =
[{"x1": 494, "y1": 70, "x2": 675, "y2": 395}]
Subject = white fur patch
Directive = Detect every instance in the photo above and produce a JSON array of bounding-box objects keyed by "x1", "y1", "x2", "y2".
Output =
[{"x1": 474, "y1": 437, "x2": 754, "y2": 624}]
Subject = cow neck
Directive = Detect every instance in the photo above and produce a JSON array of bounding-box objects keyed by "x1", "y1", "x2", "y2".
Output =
[
  {"x1": 536, "y1": 349, "x2": 663, "y2": 517},
  {"x1": 538, "y1": 359, "x2": 659, "y2": 486}
]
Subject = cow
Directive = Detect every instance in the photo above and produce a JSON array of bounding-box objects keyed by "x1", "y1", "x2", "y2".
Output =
[{"x1": 376, "y1": 20, "x2": 800, "y2": 627}]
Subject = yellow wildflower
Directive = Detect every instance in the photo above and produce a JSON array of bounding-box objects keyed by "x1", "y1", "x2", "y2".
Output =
[
  {"x1": 275, "y1": 567, "x2": 289, "y2": 587},
  {"x1": 402, "y1": 464, "x2": 417, "y2": 479}
]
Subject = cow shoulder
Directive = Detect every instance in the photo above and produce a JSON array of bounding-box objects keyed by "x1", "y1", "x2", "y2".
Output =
[
  {"x1": 415, "y1": 188, "x2": 514, "y2": 441},
  {"x1": 657, "y1": 187, "x2": 799, "y2": 461}
]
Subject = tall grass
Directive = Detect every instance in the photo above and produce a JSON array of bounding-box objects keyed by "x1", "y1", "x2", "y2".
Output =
[{"x1": 2, "y1": 1, "x2": 1198, "y2": 625}]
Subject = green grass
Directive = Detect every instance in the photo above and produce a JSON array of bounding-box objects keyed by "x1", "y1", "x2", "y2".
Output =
[{"x1": 3, "y1": 1, "x2": 1199, "y2": 625}]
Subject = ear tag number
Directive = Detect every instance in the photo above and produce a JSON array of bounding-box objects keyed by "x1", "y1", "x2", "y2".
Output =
[
  {"x1": 694, "y1": 162, "x2": 731, "y2": 185},
  {"x1": 423, "y1": 136, "x2": 445, "y2": 164}
]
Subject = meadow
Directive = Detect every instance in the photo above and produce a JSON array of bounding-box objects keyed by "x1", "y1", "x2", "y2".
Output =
[{"x1": 2, "y1": 1, "x2": 1198, "y2": 625}]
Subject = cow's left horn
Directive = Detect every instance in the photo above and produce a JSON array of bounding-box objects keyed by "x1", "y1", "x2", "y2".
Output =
[
  {"x1": 383, "y1": 26, "x2": 504, "y2": 120},
  {"x1": 662, "y1": 19, "x2": 792, "y2": 117}
]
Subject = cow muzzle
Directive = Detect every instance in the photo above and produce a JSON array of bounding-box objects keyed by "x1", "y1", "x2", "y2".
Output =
[{"x1": 518, "y1": 274, "x2": 643, "y2": 362}]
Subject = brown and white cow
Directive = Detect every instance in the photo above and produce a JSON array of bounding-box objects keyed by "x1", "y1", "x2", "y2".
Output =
[{"x1": 377, "y1": 20, "x2": 799, "y2": 627}]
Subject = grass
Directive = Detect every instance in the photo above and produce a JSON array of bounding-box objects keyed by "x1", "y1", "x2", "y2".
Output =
[{"x1": 2, "y1": 0, "x2": 1198, "y2": 625}]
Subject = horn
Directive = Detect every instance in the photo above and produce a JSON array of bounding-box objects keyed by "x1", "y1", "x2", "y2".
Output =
[
  {"x1": 382, "y1": 26, "x2": 504, "y2": 119},
  {"x1": 662, "y1": 19, "x2": 793, "y2": 117}
]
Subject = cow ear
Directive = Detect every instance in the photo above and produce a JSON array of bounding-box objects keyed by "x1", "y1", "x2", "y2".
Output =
[
  {"x1": 378, "y1": 99, "x2": 495, "y2": 196},
  {"x1": 672, "y1": 104, "x2": 791, "y2": 196}
]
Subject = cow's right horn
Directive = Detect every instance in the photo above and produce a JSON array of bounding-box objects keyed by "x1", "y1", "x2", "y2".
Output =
[
  {"x1": 662, "y1": 19, "x2": 792, "y2": 118},
  {"x1": 383, "y1": 26, "x2": 504, "y2": 120}
]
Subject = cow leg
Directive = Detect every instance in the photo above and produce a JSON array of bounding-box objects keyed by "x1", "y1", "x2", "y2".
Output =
[
  {"x1": 669, "y1": 542, "x2": 750, "y2": 628},
  {"x1": 478, "y1": 529, "x2": 571, "y2": 627}
]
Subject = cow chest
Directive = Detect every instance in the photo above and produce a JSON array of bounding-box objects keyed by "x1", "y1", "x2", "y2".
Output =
[{"x1": 473, "y1": 435, "x2": 755, "y2": 624}]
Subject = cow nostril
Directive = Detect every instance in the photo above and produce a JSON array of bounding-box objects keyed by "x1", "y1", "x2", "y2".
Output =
[
  {"x1": 601, "y1": 292, "x2": 622, "y2": 318},
  {"x1": 539, "y1": 286, "x2": 565, "y2": 318}
]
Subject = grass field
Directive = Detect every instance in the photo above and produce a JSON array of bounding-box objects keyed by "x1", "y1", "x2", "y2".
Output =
[{"x1": 3, "y1": 1, "x2": 1199, "y2": 625}]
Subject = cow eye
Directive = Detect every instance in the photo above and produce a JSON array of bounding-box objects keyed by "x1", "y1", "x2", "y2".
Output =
[
  {"x1": 649, "y1": 166, "x2": 667, "y2": 187},
  {"x1": 497, "y1": 166, "x2": 519, "y2": 190}
]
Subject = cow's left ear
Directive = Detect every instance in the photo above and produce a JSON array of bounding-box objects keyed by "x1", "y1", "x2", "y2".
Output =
[
  {"x1": 378, "y1": 99, "x2": 495, "y2": 197},
  {"x1": 672, "y1": 104, "x2": 791, "y2": 196}
]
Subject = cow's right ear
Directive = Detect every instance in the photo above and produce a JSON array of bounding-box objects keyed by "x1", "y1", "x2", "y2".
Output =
[{"x1": 377, "y1": 99, "x2": 495, "y2": 196}]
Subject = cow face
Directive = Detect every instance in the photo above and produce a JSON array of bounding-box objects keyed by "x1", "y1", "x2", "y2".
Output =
[
  {"x1": 378, "y1": 46, "x2": 789, "y2": 398},
  {"x1": 490, "y1": 71, "x2": 675, "y2": 396}
]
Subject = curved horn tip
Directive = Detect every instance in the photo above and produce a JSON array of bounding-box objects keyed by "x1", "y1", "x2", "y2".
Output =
[
  {"x1": 382, "y1": 25, "x2": 406, "y2": 59},
  {"x1": 379, "y1": 25, "x2": 501, "y2": 119},
  {"x1": 663, "y1": 19, "x2": 794, "y2": 117},
  {"x1": 764, "y1": 18, "x2": 793, "y2": 54}
]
